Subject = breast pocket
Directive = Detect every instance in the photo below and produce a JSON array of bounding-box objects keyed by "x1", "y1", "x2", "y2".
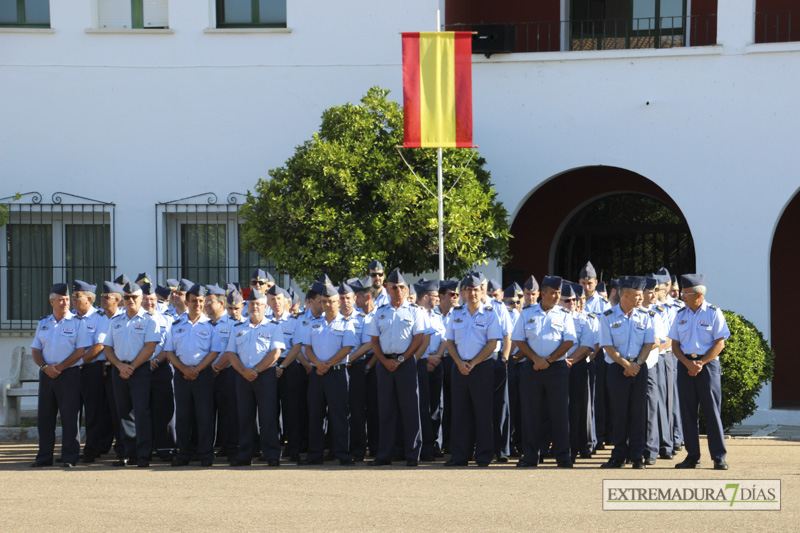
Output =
[
  {"x1": 524, "y1": 319, "x2": 541, "y2": 341},
  {"x1": 452, "y1": 321, "x2": 467, "y2": 343}
]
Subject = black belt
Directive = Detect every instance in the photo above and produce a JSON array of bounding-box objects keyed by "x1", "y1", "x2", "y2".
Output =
[
  {"x1": 687, "y1": 353, "x2": 701, "y2": 360},
  {"x1": 383, "y1": 353, "x2": 404, "y2": 359},
  {"x1": 121, "y1": 360, "x2": 133, "y2": 364},
  {"x1": 315, "y1": 363, "x2": 347, "y2": 371}
]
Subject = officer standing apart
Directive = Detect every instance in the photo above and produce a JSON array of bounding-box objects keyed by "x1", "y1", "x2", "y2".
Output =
[
  {"x1": 103, "y1": 281, "x2": 162, "y2": 467},
  {"x1": 444, "y1": 273, "x2": 503, "y2": 467},
  {"x1": 366, "y1": 269, "x2": 426, "y2": 467},
  {"x1": 599, "y1": 276, "x2": 655, "y2": 469},
  {"x1": 512, "y1": 276, "x2": 576, "y2": 468},
  {"x1": 224, "y1": 289, "x2": 285, "y2": 466},
  {"x1": 30, "y1": 283, "x2": 92, "y2": 467},
  {"x1": 163, "y1": 284, "x2": 220, "y2": 467},
  {"x1": 668, "y1": 273, "x2": 730, "y2": 470}
]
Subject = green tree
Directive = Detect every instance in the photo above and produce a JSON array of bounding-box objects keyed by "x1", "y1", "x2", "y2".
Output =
[
  {"x1": 0, "y1": 193, "x2": 21, "y2": 227},
  {"x1": 240, "y1": 87, "x2": 510, "y2": 287}
]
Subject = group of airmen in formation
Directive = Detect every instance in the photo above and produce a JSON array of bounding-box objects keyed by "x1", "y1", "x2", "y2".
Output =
[{"x1": 30, "y1": 259, "x2": 730, "y2": 470}]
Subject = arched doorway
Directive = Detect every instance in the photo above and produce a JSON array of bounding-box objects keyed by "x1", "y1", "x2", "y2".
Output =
[
  {"x1": 770, "y1": 190, "x2": 800, "y2": 407},
  {"x1": 504, "y1": 166, "x2": 696, "y2": 284}
]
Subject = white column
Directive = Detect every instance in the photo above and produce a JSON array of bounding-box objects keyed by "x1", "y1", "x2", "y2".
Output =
[{"x1": 716, "y1": 0, "x2": 755, "y2": 53}]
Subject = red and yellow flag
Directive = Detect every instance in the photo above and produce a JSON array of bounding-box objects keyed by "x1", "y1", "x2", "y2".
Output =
[{"x1": 402, "y1": 32, "x2": 473, "y2": 148}]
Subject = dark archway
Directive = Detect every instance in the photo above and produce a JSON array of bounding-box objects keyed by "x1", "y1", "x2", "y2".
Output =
[
  {"x1": 504, "y1": 166, "x2": 695, "y2": 284},
  {"x1": 770, "y1": 190, "x2": 800, "y2": 406}
]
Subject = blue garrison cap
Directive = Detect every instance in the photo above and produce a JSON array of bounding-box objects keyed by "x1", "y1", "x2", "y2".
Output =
[
  {"x1": 267, "y1": 284, "x2": 289, "y2": 298},
  {"x1": 560, "y1": 281, "x2": 576, "y2": 298},
  {"x1": 571, "y1": 282, "x2": 584, "y2": 297},
  {"x1": 166, "y1": 278, "x2": 180, "y2": 290},
  {"x1": 155, "y1": 285, "x2": 172, "y2": 300},
  {"x1": 248, "y1": 288, "x2": 265, "y2": 301},
  {"x1": 680, "y1": 273, "x2": 706, "y2": 288},
  {"x1": 251, "y1": 269, "x2": 274, "y2": 283},
  {"x1": 317, "y1": 274, "x2": 333, "y2": 285},
  {"x1": 523, "y1": 275, "x2": 539, "y2": 291},
  {"x1": 187, "y1": 283, "x2": 206, "y2": 297},
  {"x1": 460, "y1": 273, "x2": 482, "y2": 289},
  {"x1": 671, "y1": 274, "x2": 679, "y2": 285},
  {"x1": 408, "y1": 283, "x2": 416, "y2": 295},
  {"x1": 227, "y1": 290, "x2": 244, "y2": 305},
  {"x1": 503, "y1": 285, "x2": 519, "y2": 298},
  {"x1": 288, "y1": 288, "x2": 299, "y2": 306},
  {"x1": 135, "y1": 272, "x2": 152, "y2": 284},
  {"x1": 179, "y1": 278, "x2": 194, "y2": 292},
  {"x1": 510, "y1": 282, "x2": 523, "y2": 296},
  {"x1": 225, "y1": 282, "x2": 240, "y2": 294},
  {"x1": 72, "y1": 280, "x2": 96, "y2": 293},
  {"x1": 610, "y1": 279, "x2": 620, "y2": 290},
  {"x1": 207, "y1": 284, "x2": 226, "y2": 297},
  {"x1": 51, "y1": 283, "x2": 69, "y2": 296},
  {"x1": 439, "y1": 280, "x2": 459, "y2": 292},
  {"x1": 541, "y1": 275, "x2": 562, "y2": 290},
  {"x1": 123, "y1": 281, "x2": 142, "y2": 295},
  {"x1": 487, "y1": 279, "x2": 502, "y2": 292},
  {"x1": 368, "y1": 260, "x2": 384, "y2": 271},
  {"x1": 114, "y1": 274, "x2": 130, "y2": 286},
  {"x1": 469, "y1": 271, "x2": 486, "y2": 283},
  {"x1": 579, "y1": 261, "x2": 597, "y2": 280},
  {"x1": 346, "y1": 277, "x2": 364, "y2": 292},
  {"x1": 337, "y1": 282, "x2": 354, "y2": 295},
  {"x1": 386, "y1": 269, "x2": 406, "y2": 285},
  {"x1": 320, "y1": 284, "x2": 338, "y2": 298},
  {"x1": 620, "y1": 276, "x2": 646, "y2": 291},
  {"x1": 596, "y1": 281, "x2": 607, "y2": 293},
  {"x1": 140, "y1": 282, "x2": 156, "y2": 295},
  {"x1": 644, "y1": 275, "x2": 658, "y2": 291},
  {"x1": 655, "y1": 266, "x2": 671, "y2": 279},
  {"x1": 309, "y1": 280, "x2": 326, "y2": 295},
  {"x1": 103, "y1": 281, "x2": 124, "y2": 295},
  {"x1": 416, "y1": 279, "x2": 440, "y2": 293}
]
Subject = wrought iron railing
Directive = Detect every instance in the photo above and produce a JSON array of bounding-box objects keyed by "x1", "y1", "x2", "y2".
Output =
[{"x1": 755, "y1": 10, "x2": 800, "y2": 44}]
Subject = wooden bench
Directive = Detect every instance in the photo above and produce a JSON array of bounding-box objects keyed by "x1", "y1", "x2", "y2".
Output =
[{"x1": 1, "y1": 346, "x2": 39, "y2": 426}]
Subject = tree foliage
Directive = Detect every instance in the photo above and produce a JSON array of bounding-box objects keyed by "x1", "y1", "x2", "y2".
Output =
[
  {"x1": 0, "y1": 193, "x2": 21, "y2": 227},
  {"x1": 240, "y1": 87, "x2": 510, "y2": 287}
]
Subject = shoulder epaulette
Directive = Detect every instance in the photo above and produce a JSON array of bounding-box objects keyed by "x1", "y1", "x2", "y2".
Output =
[
  {"x1": 602, "y1": 296, "x2": 609, "y2": 302},
  {"x1": 271, "y1": 319, "x2": 279, "y2": 324},
  {"x1": 454, "y1": 304, "x2": 464, "y2": 310},
  {"x1": 562, "y1": 307, "x2": 570, "y2": 312},
  {"x1": 172, "y1": 319, "x2": 181, "y2": 326},
  {"x1": 343, "y1": 316, "x2": 351, "y2": 321},
  {"x1": 433, "y1": 308, "x2": 442, "y2": 315},
  {"x1": 677, "y1": 299, "x2": 684, "y2": 304},
  {"x1": 676, "y1": 306, "x2": 687, "y2": 313},
  {"x1": 290, "y1": 312, "x2": 300, "y2": 319},
  {"x1": 656, "y1": 305, "x2": 664, "y2": 312},
  {"x1": 649, "y1": 310, "x2": 656, "y2": 317},
  {"x1": 604, "y1": 309, "x2": 613, "y2": 316},
  {"x1": 411, "y1": 303, "x2": 421, "y2": 308},
  {"x1": 587, "y1": 313, "x2": 596, "y2": 319},
  {"x1": 359, "y1": 312, "x2": 366, "y2": 317},
  {"x1": 234, "y1": 321, "x2": 247, "y2": 327},
  {"x1": 522, "y1": 304, "x2": 531, "y2": 309},
  {"x1": 710, "y1": 305, "x2": 718, "y2": 310},
  {"x1": 485, "y1": 305, "x2": 493, "y2": 311}
]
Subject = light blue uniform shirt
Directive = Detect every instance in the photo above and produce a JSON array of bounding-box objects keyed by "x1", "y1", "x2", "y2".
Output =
[
  {"x1": 505, "y1": 307, "x2": 520, "y2": 356},
  {"x1": 305, "y1": 312, "x2": 358, "y2": 363},
  {"x1": 511, "y1": 304, "x2": 577, "y2": 361},
  {"x1": 210, "y1": 313, "x2": 241, "y2": 365},
  {"x1": 365, "y1": 301, "x2": 426, "y2": 355},
  {"x1": 373, "y1": 288, "x2": 389, "y2": 309},
  {"x1": 164, "y1": 314, "x2": 219, "y2": 366},
  {"x1": 488, "y1": 298, "x2": 512, "y2": 354},
  {"x1": 77, "y1": 306, "x2": 109, "y2": 362},
  {"x1": 31, "y1": 311, "x2": 92, "y2": 366},
  {"x1": 667, "y1": 301, "x2": 730, "y2": 355},
  {"x1": 425, "y1": 308, "x2": 446, "y2": 357},
  {"x1": 272, "y1": 310, "x2": 299, "y2": 352},
  {"x1": 585, "y1": 292, "x2": 611, "y2": 316},
  {"x1": 102, "y1": 308, "x2": 162, "y2": 361},
  {"x1": 446, "y1": 303, "x2": 503, "y2": 361},
  {"x1": 565, "y1": 308, "x2": 596, "y2": 358},
  {"x1": 294, "y1": 309, "x2": 322, "y2": 361},
  {"x1": 225, "y1": 317, "x2": 286, "y2": 369},
  {"x1": 94, "y1": 308, "x2": 122, "y2": 361},
  {"x1": 149, "y1": 310, "x2": 171, "y2": 358},
  {"x1": 157, "y1": 301, "x2": 169, "y2": 315},
  {"x1": 341, "y1": 311, "x2": 367, "y2": 359},
  {"x1": 599, "y1": 305, "x2": 655, "y2": 363}
]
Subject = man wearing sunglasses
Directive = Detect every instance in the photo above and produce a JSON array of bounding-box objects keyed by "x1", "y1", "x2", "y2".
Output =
[
  {"x1": 367, "y1": 260, "x2": 389, "y2": 308},
  {"x1": 99, "y1": 281, "x2": 125, "y2": 459},
  {"x1": 250, "y1": 269, "x2": 276, "y2": 318}
]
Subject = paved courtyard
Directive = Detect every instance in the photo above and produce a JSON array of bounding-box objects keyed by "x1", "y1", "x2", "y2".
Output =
[{"x1": 1, "y1": 436, "x2": 798, "y2": 532}]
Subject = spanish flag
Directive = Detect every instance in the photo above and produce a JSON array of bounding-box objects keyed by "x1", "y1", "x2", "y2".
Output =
[{"x1": 402, "y1": 32, "x2": 473, "y2": 148}]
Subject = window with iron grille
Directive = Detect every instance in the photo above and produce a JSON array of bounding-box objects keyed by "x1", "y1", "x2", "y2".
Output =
[
  {"x1": 155, "y1": 192, "x2": 285, "y2": 291},
  {"x1": 0, "y1": 192, "x2": 115, "y2": 330},
  {"x1": 96, "y1": 0, "x2": 169, "y2": 29},
  {"x1": 0, "y1": 0, "x2": 50, "y2": 28},
  {"x1": 215, "y1": 0, "x2": 286, "y2": 28}
]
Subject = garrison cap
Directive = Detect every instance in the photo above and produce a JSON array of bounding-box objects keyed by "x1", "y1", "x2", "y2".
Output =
[
  {"x1": 346, "y1": 277, "x2": 364, "y2": 292},
  {"x1": 320, "y1": 284, "x2": 338, "y2": 298},
  {"x1": 439, "y1": 280, "x2": 459, "y2": 292},
  {"x1": 251, "y1": 269, "x2": 274, "y2": 283},
  {"x1": 620, "y1": 276, "x2": 646, "y2": 291},
  {"x1": 248, "y1": 288, "x2": 265, "y2": 301},
  {"x1": 309, "y1": 280, "x2": 326, "y2": 296},
  {"x1": 123, "y1": 281, "x2": 143, "y2": 295},
  {"x1": 644, "y1": 275, "x2": 658, "y2": 291},
  {"x1": 187, "y1": 283, "x2": 206, "y2": 297},
  {"x1": 206, "y1": 285, "x2": 226, "y2": 297},
  {"x1": 179, "y1": 279, "x2": 194, "y2": 292},
  {"x1": 596, "y1": 281, "x2": 607, "y2": 293},
  {"x1": 166, "y1": 278, "x2": 180, "y2": 290},
  {"x1": 503, "y1": 285, "x2": 519, "y2": 298},
  {"x1": 572, "y1": 282, "x2": 584, "y2": 297},
  {"x1": 103, "y1": 281, "x2": 124, "y2": 295},
  {"x1": 560, "y1": 281, "x2": 576, "y2": 298},
  {"x1": 317, "y1": 274, "x2": 333, "y2": 285},
  {"x1": 460, "y1": 273, "x2": 482, "y2": 289},
  {"x1": 140, "y1": 282, "x2": 156, "y2": 295},
  {"x1": 135, "y1": 272, "x2": 151, "y2": 284},
  {"x1": 114, "y1": 274, "x2": 130, "y2": 286},
  {"x1": 224, "y1": 282, "x2": 240, "y2": 294},
  {"x1": 72, "y1": 280, "x2": 96, "y2": 293},
  {"x1": 155, "y1": 285, "x2": 172, "y2": 300},
  {"x1": 680, "y1": 273, "x2": 706, "y2": 288},
  {"x1": 416, "y1": 279, "x2": 440, "y2": 292},
  {"x1": 541, "y1": 275, "x2": 562, "y2": 290},
  {"x1": 579, "y1": 261, "x2": 597, "y2": 280},
  {"x1": 386, "y1": 269, "x2": 406, "y2": 285},
  {"x1": 523, "y1": 275, "x2": 539, "y2": 291},
  {"x1": 367, "y1": 260, "x2": 384, "y2": 271},
  {"x1": 51, "y1": 283, "x2": 69, "y2": 296},
  {"x1": 227, "y1": 290, "x2": 244, "y2": 305},
  {"x1": 671, "y1": 274, "x2": 679, "y2": 285},
  {"x1": 266, "y1": 284, "x2": 289, "y2": 298},
  {"x1": 610, "y1": 279, "x2": 620, "y2": 290},
  {"x1": 407, "y1": 283, "x2": 416, "y2": 296},
  {"x1": 469, "y1": 271, "x2": 487, "y2": 283},
  {"x1": 289, "y1": 289, "x2": 299, "y2": 306},
  {"x1": 510, "y1": 282, "x2": 523, "y2": 296},
  {"x1": 655, "y1": 266, "x2": 671, "y2": 279},
  {"x1": 337, "y1": 283, "x2": 354, "y2": 295},
  {"x1": 486, "y1": 279, "x2": 502, "y2": 292}
]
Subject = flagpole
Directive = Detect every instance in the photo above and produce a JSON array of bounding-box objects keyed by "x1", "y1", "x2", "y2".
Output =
[{"x1": 436, "y1": 10, "x2": 445, "y2": 282}]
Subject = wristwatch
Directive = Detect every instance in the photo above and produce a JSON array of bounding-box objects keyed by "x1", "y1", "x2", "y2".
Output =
[
  {"x1": 635, "y1": 359, "x2": 644, "y2": 365},
  {"x1": 253, "y1": 365, "x2": 259, "y2": 373},
  {"x1": 279, "y1": 364, "x2": 285, "y2": 369},
  {"x1": 40, "y1": 364, "x2": 48, "y2": 371},
  {"x1": 397, "y1": 355, "x2": 405, "y2": 363}
]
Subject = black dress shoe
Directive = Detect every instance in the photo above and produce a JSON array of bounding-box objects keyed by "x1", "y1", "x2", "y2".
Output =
[
  {"x1": 289, "y1": 454, "x2": 301, "y2": 462},
  {"x1": 82, "y1": 453, "x2": 96, "y2": 464},
  {"x1": 495, "y1": 455, "x2": 509, "y2": 463},
  {"x1": 339, "y1": 459, "x2": 355, "y2": 466},
  {"x1": 367, "y1": 458, "x2": 392, "y2": 466},
  {"x1": 476, "y1": 462, "x2": 490, "y2": 467},
  {"x1": 713, "y1": 459, "x2": 729, "y2": 470},
  {"x1": 644, "y1": 458, "x2": 656, "y2": 466},
  {"x1": 406, "y1": 460, "x2": 418, "y2": 467},
  {"x1": 112, "y1": 458, "x2": 129, "y2": 467},
  {"x1": 31, "y1": 461, "x2": 53, "y2": 468},
  {"x1": 297, "y1": 458, "x2": 323, "y2": 465},
  {"x1": 675, "y1": 457, "x2": 700, "y2": 469},
  {"x1": 632, "y1": 460, "x2": 646, "y2": 469},
  {"x1": 673, "y1": 445, "x2": 683, "y2": 452},
  {"x1": 200, "y1": 459, "x2": 214, "y2": 467},
  {"x1": 595, "y1": 443, "x2": 606, "y2": 451},
  {"x1": 516, "y1": 460, "x2": 537, "y2": 468},
  {"x1": 267, "y1": 459, "x2": 280, "y2": 467},
  {"x1": 659, "y1": 452, "x2": 674, "y2": 460},
  {"x1": 215, "y1": 450, "x2": 229, "y2": 458},
  {"x1": 419, "y1": 455, "x2": 435, "y2": 462},
  {"x1": 137, "y1": 459, "x2": 150, "y2": 468},
  {"x1": 433, "y1": 449, "x2": 445, "y2": 458},
  {"x1": 171, "y1": 457, "x2": 190, "y2": 467},
  {"x1": 556, "y1": 461, "x2": 573, "y2": 468},
  {"x1": 62, "y1": 462, "x2": 77, "y2": 468},
  {"x1": 579, "y1": 451, "x2": 593, "y2": 459},
  {"x1": 444, "y1": 460, "x2": 468, "y2": 467},
  {"x1": 229, "y1": 459, "x2": 251, "y2": 467},
  {"x1": 600, "y1": 459, "x2": 624, "y2": 469}
]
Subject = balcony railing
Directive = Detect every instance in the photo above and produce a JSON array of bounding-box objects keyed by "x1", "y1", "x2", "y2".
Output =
[
  {"x1": 756, "y1": 10, "x2": 800, "y2": 44},
  {"x1": 445, "y1": 14, "x2": 717, "y2": 54}
]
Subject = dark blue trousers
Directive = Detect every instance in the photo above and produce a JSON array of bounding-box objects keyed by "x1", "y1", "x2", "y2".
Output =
[
  {"x1": 364, "y1": 362, "x2": 380, "y2": 455},
  {"x1": 656, "y1": 353, "x2": 673, "y2": 455},
  {"x1": 441, "y1": 356, "x2": 454, "y2": 452},
  {"x1": 428, "y1": 360, "x2": 444, "y2": 452},
  {"x1": 644, "y1": 361, "x2": 660, "y2": 460},
  {"x1": 672, "y1": 354, "x2": 684, "y2": 447},
  {"x1": 450, "y1": 358, "x2": 494, "y2": 464},
  {"x1": 568, "y1": 358, "x2": 592, "y2": 457},
  {"x1": 416, "y1": 358, "x2": 436, "y2": 458},
  {"x1": 308, "y1": 367, "x2": 351, "y2": 461},
  {"x1": 174, "y1": 367, "x2": 215, "y2": 461},
  {"x1": 150, "y1": 362, "x2": 176, "y2": 457},
  {"x1": 606, "y1": 362, "x2": 648, "y2": 462},
  {"x1": 348, "y1": 358, "x2": 368, "y2": 459},
  {"x1": 235, "y1": 368, "x2": 280, "y2": 461},
  {"x1": 376, "y1": 359, "x2": 421, "y2": 461},
  {"x1": 520, "y1": 359, "x2": 570, "y2": 464},
  {"x1": 278, "y1": 361, "x2": 307, "y2": 457},
  {"x1": 492, "y1": 357, "x2": 510, "y2": 457},
  {"x1": 213, "y1": 366, "x2": 239, "y2": 456},
  {"x1": 677, "y1": 358, "x2": 726, "y2": 460},
  {"x1": 103, "y1": 366, "x2": 124, "y2": 456},
  {"x1": 36, "y1": 367, "x2": 81, "y2": 464},
  {"x1": 594, "y1": 350, "x2": 611, "y2": 445},
  {"x1": 507, "y1": 357, "x2": 523, "y2": 453},
  {"x1": 112, "y1": 363, "x2": 153, "y2": 460},
  {"x1": 80, "y1": 361, "x2": 106, "y2": 458}
]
